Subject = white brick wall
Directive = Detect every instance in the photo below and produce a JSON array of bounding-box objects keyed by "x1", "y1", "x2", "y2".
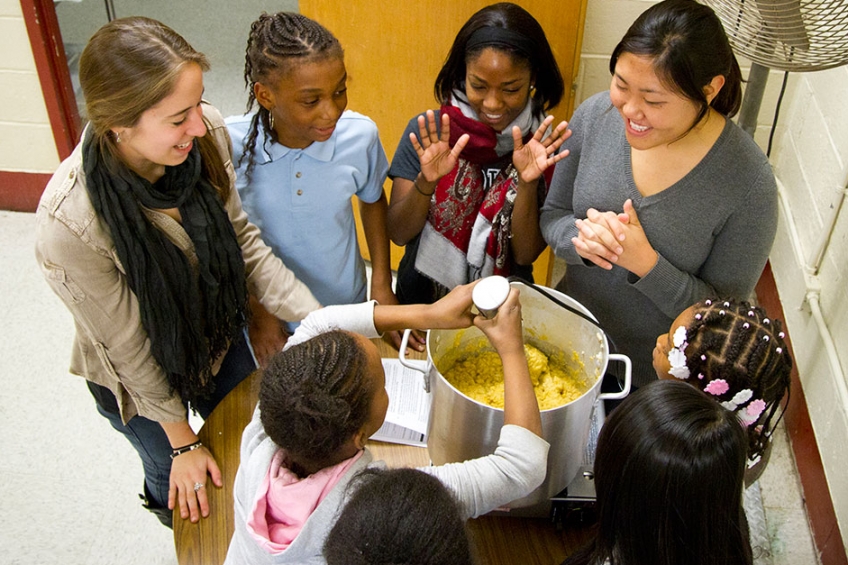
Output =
[
  {"x1": 0, "y1": 0, "x2": 60, "y2": 173},
  {"x1": 770, "y1": 66, "x2": 848, "y2": 549}
]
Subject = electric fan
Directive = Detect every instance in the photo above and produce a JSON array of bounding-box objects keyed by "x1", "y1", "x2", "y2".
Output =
[{"x1": 700, "y1": 0, "x2": 848, "y2": 134}]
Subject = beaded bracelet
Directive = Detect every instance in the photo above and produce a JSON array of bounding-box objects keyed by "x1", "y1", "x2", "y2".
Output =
[
  {"x1": 170, "y1": 440, "x2": 203, "y2": 460},
  {"x1": 414, "y1": 178, "x2": 435, "y2": 197}
]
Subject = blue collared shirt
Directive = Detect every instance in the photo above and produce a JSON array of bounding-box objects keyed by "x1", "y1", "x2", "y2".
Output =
[{"x1": 227, "y1": 110, "x2": 389, "y2": 318}]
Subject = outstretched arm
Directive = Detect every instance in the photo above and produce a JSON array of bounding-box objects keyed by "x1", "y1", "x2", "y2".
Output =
[
  {"x1": 372, "y1": 281, "x2": 477, "y2": 333},
  {"x1": 418, "y1": 288, "x2": 548, "y2": 519},
  {"x1": 474, "y1": 288, "x2": 541, "y2": 436}
]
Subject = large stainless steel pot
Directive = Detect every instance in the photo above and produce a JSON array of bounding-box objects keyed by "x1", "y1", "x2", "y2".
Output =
[{"x1": 400, "y1": 281, "x2": 631, "y2": 516}]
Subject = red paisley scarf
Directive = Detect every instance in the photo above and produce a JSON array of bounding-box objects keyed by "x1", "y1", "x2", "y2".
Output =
[{"x1": 413, "y1": 102, "x2": 547, "y2": 289}]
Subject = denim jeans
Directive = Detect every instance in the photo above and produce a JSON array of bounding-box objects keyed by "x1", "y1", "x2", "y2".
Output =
[{"x1": 87, "y1": 335, "x2": 256, "y2": 513}]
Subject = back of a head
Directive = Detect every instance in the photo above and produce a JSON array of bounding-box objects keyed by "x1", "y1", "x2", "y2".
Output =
[
  {"x1": 259, "y1": 330, "x2": 371, "y2": 472},
  {"x1": 681, "y1": 299, "x2": 792, "y2": 468},
  {"x1": 588, "y1": 381, "x2": 751, "y2": 565},
  {"x1": 609, "y1": 0, "x2": 742, "y2": 119},
  {"x1": 324, "y1": 468, "x2": 474, "y2": 565}
]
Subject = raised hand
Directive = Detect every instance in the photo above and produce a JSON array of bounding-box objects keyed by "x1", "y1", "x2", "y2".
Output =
[
  {"x1": 511, "y1": 116, "x2": 571, "y2": 184},
  {"x1": 410, "y1": 110, "x2": 470, "y2": 183}
]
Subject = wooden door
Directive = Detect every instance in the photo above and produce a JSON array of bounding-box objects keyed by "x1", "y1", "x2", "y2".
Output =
[{"x1": 300, "y1": 0, "x2": 588, "y2": 284}]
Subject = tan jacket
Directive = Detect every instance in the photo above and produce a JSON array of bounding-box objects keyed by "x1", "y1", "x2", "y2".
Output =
[{"x1": 35, "y1": 104, "x2": 321, "y2": 424}]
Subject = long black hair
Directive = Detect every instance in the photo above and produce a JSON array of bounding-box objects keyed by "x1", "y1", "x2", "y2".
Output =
[
  {"x1": 565, "y1": 381, "x2": 752, "y2": 565},
  {"x1": 435, "y1": 2, "x2": 563, "y2": 115}
]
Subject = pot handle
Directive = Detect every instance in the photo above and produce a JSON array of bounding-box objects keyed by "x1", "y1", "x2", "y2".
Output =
[
  {"x1": 597, "y1": 354, "x2": 632, "y2": 401},
  {"x1": 399, "y1": 329, "x2": 431, "y2": 393}
]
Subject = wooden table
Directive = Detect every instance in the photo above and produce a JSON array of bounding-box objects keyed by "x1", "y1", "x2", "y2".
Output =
[{"x1": 174, "y1": 338, "x2": 591, "y2": 565}]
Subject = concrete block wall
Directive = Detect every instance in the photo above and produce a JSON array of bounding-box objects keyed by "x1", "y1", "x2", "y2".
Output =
[
  {"x1": 0, "y1": 0, "x2": 60, "y2": 173},
  {"x1": 769, "y1": 65, "x2": 848, "y2": 553}
]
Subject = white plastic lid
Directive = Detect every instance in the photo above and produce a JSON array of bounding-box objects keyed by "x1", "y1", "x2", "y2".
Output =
[{"x1": 472, "y1": 276, "x2": 510, "y2": 315}]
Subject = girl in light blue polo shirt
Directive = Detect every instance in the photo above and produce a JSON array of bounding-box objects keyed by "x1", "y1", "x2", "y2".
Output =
[{"x1": 227, "y1": 12, "x2": 399, "y2": 364}]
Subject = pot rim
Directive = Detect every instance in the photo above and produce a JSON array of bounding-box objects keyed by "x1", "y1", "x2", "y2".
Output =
[{"x1": 425, "y1": 282, "x2": 612, "y2": 413}]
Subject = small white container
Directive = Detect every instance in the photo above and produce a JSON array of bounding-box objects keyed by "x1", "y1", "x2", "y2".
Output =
[{"x1": 472, "y1": 275, "x2": 511, "y2": 319}]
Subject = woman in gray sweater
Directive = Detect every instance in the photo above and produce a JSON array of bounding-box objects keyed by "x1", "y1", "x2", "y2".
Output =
[{"x1": 540, "y1": 0, "x2": 777, "y2": 387}]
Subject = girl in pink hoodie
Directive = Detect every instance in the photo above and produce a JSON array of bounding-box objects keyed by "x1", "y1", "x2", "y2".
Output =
[{"x1": 224, "y1": 282, "x2": 550, "y2": 564}]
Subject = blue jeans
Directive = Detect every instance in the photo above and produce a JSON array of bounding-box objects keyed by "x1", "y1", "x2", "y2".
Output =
[{"x1": 87, "y1": 335, "x2": 256, "y2": 516}]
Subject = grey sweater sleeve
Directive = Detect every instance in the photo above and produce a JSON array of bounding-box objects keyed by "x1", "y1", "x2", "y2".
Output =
[
  {"x1": 632, "y1": 137, "x2": 778, "y2": 317},
  {"x1": 540, "y1": 102, "x2": 587, "y2": 265},
  {"x1": 418, "y1": 425, "x2": 550, "y2": 519}
]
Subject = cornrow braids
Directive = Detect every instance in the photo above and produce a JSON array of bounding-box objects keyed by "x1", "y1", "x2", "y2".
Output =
[
  {"x1": 239, "y1": 12, "x2": 343, "y2": 181},
  {"x1": 682, "y1": 299, "x2": 792, "y2": 465},
  {"x1": 259, "y1": 330, "x2": 371, "y2": 475}
]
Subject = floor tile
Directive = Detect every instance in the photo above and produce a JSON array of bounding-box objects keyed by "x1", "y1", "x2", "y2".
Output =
[
  {"x1": 767, "y1": 506, "x2": 821, "y2": 565},
  {"x1": 759, "y1": 424, "x2": 809, "y2": 511}
]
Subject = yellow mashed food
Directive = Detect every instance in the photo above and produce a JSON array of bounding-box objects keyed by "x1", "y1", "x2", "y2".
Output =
[{"x1": 443, "y1": 342, "x2": 587, "y2": 410}]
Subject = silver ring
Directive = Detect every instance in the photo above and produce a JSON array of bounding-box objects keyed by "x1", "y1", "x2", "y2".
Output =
[{"x1": 193, "y1": 482, "x2": 205, "y2": 492}]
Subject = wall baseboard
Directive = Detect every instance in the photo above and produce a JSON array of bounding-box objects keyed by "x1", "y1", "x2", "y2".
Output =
[
  {"x1": 0, "y1": 171, "x2": 51, "y2": 213},
  {"x1": 756, "y1": 263, "x2": 848, "y2": 565}
]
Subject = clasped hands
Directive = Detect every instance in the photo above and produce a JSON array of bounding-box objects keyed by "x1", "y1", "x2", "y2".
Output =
[
  {"x1": 410, "y1": 109, "x2": 571, "y2": 186},
  {"x1": 572, "y1": 198, "x2": 658, "y2": 277}
]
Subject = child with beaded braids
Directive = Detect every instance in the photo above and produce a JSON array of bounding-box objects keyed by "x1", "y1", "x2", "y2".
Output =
[
  {"x1": 652, "y1": 298, "x2": 792, "y2": 484},
  {"x1": 227, "y1": 12, "x2": 401, "y2": 365},
  {"x1": 224, "y1": 282, "x2": 549, "y2": 565}
]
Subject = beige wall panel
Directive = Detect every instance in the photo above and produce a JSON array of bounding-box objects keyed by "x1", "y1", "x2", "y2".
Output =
[
  {"x1": 0, "y1": 122, "x2": 61, "y2": 171},
  {"x1": 0, "y1": 3, "x2": 60, "y2": 173},
  {"x1": 0, "y1": 71, "x2": 51, "y2": 123},
  {"x1": 301, "y1": 0, "x2": 587, "y2": 283},
  {"x1": 0, "y1": 16, "x2": 38, "y2": 71},
  {"x1": 0, "y1": 0, "x2": 23, "y2": 17}
]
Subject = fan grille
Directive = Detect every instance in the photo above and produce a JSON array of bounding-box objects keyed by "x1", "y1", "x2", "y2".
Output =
[{"x1": 702, "y1": 0, "x2": 848, "y2": 71}]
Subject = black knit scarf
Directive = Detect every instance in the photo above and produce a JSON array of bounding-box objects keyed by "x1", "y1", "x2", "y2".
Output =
[{"x1": 83, "y1": 132, "x2": 248, "y2": 402}]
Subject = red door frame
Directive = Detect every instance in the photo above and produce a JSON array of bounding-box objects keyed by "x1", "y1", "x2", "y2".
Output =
[
  {"x1": 20, "y1": 0, "x2": 80, "y2": 157},
  {"x1": 2, "y1": 1, "x2": 80, "y2": 212}
]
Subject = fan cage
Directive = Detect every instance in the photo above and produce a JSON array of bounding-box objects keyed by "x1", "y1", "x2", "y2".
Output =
[{"x1": 702, "y1": 0, "x2": 848, "y2": 72}]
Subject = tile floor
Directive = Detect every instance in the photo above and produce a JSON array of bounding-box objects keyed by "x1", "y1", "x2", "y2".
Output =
[{"x1": 0, "y1": 210, "x2": 822, "y2": 564}]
